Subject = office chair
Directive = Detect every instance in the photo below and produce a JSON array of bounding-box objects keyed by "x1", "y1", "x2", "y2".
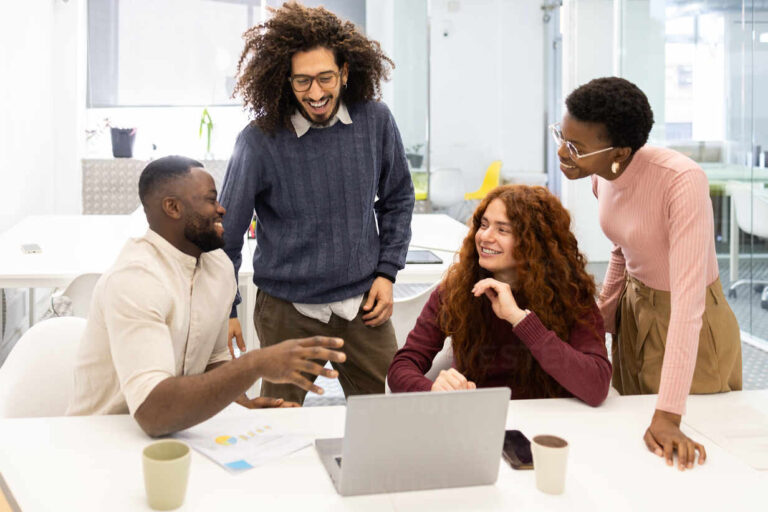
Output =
[
  {"x1": 385, "y1": 282, "x2": 454, "y2": 392},
  {"x1": 727, "y1": 186, "x2": 768, "y2": 310},
  {"x1": 51, "y1": 273, "x2": 101, "y2": 319},
  {"x1": 0, "y1": 317, "x2": 86, "y2": 417},
  {"x1": 465, "y1": 160, "x2": 502, "y2": 200}
]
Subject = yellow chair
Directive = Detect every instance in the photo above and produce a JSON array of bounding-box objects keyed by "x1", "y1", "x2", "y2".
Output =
[
  {"x1": 411, "y1": 171, "x2": 428, "y2": 201},
  {"x1": 465, "y1": 160, "x2": 502, "y2": 200}
]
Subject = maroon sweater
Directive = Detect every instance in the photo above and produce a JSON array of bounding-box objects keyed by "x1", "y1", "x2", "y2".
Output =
[{"x1": 387, "y1": 289, "x2": 612, "y2": 407}]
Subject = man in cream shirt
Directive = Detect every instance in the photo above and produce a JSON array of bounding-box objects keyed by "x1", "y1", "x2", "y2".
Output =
[{"x1": 67, "y1": 156, "x2": 345, "y2": 437}]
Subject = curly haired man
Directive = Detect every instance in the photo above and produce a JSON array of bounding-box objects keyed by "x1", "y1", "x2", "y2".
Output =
[{"x1": 219, "y1": 2, "x2": 414, "y2": 405}]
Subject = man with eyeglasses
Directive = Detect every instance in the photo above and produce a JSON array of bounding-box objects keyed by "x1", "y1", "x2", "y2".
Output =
[{"x1": 218, "y1": 3, "x2": 414, "y2": 405}]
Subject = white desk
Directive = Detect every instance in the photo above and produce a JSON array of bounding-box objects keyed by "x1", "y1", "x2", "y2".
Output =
[
  {"x1": 243, "y1": 213, "x2": 467, "y2": 287},
  {"x1": 239, "y1": 213, "x2": 467, "y2": 354},
  {"x1": 0, "y1": 213, "x2": 465, "y2": 290},
  {"x1": 0, "y1": 392, "x2": 765, "y2": 511},
  {"x1": 0, "y1": 213, "x2": 466, "y2": 350},
  {"x1": 400, "y1": 214, "x2": 468, "y2": 284},
  {"x1": 0, "y1": 214, "x2": 254, "y2": 335}
]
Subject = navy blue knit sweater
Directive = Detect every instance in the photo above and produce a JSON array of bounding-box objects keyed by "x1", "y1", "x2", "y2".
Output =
[{"x1": 220, "y1": 101, "x2": 414, "y2": 315}]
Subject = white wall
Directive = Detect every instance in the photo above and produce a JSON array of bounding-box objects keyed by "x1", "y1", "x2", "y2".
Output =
[
  {"x1": 392, "y1": 0, "x2": 428, "y2": 150},
  {"x1": 429, "y1": 0, "x2": 546, "y2": 191},
  {"x1": 0, "y1": 0, "x2": 56, "y2": 233},
  {"x1": 0, "y1": 0, "x2": 84, "y2": 233},
  {"x1": 620, "y1": 0, "x2": 666, "y2": 143},
  {"x1": 365, "y1": 0, "x2": 396, "y2": 110},
  {"x1": 54, "y1": 0, "x2": 87, "y2": 217},
  {"x1": 559, "y1": 0, "x2": 616, "y2": 263}
]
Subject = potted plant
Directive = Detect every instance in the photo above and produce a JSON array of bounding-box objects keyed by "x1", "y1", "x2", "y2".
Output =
[
  {"x1": 405, "y1": 143, "x2": 425, "y2": 169},
  {"x1": 199, "y1": 107, "x2": 214, "y2": 159}
]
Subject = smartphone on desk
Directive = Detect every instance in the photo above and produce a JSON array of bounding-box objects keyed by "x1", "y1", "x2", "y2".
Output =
[
  {"x1": 21, "y1": 243, "x2": 42, "y2": 254},
  {"x1": 502, "y1": 429, "x2": 533, "y2": 470}
]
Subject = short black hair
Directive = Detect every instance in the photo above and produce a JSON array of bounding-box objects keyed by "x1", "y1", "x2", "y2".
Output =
[
  {"x1": 138, "y1": 155, "x2": 203, "y2": 205},
  {"x1": 565, "y1": 77, "x2": 654, "y2": 153}
]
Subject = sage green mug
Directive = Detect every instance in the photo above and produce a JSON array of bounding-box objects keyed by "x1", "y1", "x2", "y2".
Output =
[{"x1": 142, "y1": 440, "x2": 191, "y2": 510}]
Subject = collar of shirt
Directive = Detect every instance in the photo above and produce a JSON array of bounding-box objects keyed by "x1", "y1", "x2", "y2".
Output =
[
  {"x1": 144, "y1": 228, "x2": 199, "y2": 274},
  {"x1": 290, "y1": 101, "x2": 352, "y2": 138}
]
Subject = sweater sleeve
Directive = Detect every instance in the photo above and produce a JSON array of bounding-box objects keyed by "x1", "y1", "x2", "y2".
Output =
[
  {"x1": 387, "y1": 289, "x2": 447, "y2": 392},
  {"x1": 374, "y1": 107, "x2": 415, "y2": 280},
  {"x1": 656, "y1": 169, "x2": 713, "y2": 415},
  {"x1": 219, "y1": 128, "x2": 262, "y2": 318},
  {"x1": 592, "y1": 176, "x2": 627, "y2": 334},
  {"x1": 598, "y1": 244, "x2": 627, "y2": 334},
  {"x1": 513, "y1": 304, "x2": 612, "y2": 407}
]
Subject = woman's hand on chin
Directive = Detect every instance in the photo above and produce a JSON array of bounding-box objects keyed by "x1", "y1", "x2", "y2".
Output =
[{"x1": 472, "y1": 278, "x2": 529, "y2": 326}]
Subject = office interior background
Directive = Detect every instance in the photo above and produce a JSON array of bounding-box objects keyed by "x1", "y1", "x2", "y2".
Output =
[{"x1": 0, "y1": 0, "x2": 767, "y2": 389}]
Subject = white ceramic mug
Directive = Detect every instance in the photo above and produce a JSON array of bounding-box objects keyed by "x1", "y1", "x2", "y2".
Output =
[
  {"x1": 531, "y1": 434, "x2": 569, "y2": 495},
  {"x1": 142, "y1": 439, "x2": 191, "y2": 510}
]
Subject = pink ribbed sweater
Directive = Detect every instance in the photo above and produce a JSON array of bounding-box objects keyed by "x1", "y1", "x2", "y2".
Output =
[{"x1": 593, "y1": 146, "x2": 718, "y2": 415}]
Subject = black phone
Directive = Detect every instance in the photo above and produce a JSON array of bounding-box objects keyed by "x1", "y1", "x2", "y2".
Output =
[{"x1": 502, "y1": 429, "x2": 533, "y2": 470}]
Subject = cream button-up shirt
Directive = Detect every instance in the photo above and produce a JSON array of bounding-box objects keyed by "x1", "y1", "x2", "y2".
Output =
[{"x1": 67, "y1": 229, "x2": 236, "y2": 417}]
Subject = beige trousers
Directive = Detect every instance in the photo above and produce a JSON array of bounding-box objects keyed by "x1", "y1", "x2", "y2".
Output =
[{"x1": 613, "y1": 275, "x2": 742, "y2": 395}]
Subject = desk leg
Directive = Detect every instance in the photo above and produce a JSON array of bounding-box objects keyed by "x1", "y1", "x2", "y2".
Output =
[
  {"x1": 730, "y1": 198, "x2": 739, "y2": 283},
  {"x1": 242, "y1": 282, "x2": 261, "y2": 398},
  {"x1": 28, "y1": 288, "x2": 36, "y2": 329}
]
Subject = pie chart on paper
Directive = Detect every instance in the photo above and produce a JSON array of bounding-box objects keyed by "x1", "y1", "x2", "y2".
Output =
[{"x1": 215, "y1": 435, "x2": 237, "y2": 446}]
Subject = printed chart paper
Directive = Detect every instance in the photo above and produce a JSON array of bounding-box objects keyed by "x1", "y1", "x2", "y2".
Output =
[{"x1": 173, "y1": 416, "x2": 311, "y2": 472}]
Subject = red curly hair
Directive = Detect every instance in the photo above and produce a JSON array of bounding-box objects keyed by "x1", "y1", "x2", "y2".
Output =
[{"x1": 439, "y1": 185, "x2": 597, "y2": 398}]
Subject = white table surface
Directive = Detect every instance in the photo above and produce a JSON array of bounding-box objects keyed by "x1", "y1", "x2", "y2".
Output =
[
  {"x1": 0, "y1": 214, "x2": 254, "y2": 289},
  {"x1": 244, "y1": 213, "x2": 468, "y2": 285},
  {"x1": 0, "y1": 214, "x2": 254, "y2": 336},
  {"x1": 0, "y1": 391, "x2": 765, "y2": 511},
  {"x1": 0, "y1": 213, "x2": 466, "y2": 289},
  {"x1": 0, "y1": 212, "x2": 466, "y2": 354}
]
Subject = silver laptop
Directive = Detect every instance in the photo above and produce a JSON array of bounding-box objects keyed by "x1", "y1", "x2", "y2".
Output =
[{"x1": 315, "y1": 387, "x2": 511, "y2": 496}]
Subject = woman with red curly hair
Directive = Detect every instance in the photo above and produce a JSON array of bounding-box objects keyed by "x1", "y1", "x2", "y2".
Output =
[{"x1": 387, "y1": 185, "x2": 611, "y2": 406}]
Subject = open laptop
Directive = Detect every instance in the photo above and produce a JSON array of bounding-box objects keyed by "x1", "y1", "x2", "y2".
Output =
[{"x1": 315, "y1": 387, "x2": 511, "y2": 496}]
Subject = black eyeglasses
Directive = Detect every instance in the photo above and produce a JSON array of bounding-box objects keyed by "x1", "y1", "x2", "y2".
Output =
[{"x1": 288, "y1": 71, "x2": 340, "y2": 92}]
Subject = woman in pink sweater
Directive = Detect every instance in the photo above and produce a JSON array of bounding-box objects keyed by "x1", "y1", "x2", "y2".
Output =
[
  {"x1": 554, "y1": 77, "x2": 741, "y2": 470},
  {"x1": 388, "y1": 185, "x2": 612, "y2": 407}
]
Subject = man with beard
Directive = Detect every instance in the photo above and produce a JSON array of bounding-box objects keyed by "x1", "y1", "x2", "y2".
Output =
[
  {"x1": 67, "y1": 156, "x2": 346, "y2": 436},
  {"x1": 221, "y1": 3, "x2": 414, "y2": 405}
]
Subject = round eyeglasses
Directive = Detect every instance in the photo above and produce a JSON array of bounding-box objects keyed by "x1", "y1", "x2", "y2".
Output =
[
  {"x1": 288, "y1": 71, "x2": 341, "y2": 92},
  {"x1": 550, "y1": 123, "x2": 613, "y2": 160}
]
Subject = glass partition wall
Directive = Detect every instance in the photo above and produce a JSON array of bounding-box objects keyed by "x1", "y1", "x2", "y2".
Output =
[
  {"x1": 618, "y1": 0, "x2": 768, "y2": 386},
  {"x1": 390, "y1": 0, "x2": 430, "y2": 210}
]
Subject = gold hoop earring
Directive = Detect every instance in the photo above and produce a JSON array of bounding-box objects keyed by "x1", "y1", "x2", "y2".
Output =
[{"x1": 611, "y1": 161, "x2": 620, "y2": 174}]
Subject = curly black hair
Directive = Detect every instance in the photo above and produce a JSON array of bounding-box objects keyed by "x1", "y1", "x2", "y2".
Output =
[
  {"x1": 565, "y1": 77, "x2": 654, "y2": 153},
  {"x1": 233, "y1": 1, "x2": 394, "y2": 134}
]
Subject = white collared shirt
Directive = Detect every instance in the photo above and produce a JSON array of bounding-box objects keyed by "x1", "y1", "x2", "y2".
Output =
[
  {"x1": 67, "y1": 229, "x2": 236, "y2": 416},
  {"x1": 290, "y1": 101, "x2": 353, "y2": 138},
  {"x1": 288, "y1": 101, "x2": 363, "y2": 322}
]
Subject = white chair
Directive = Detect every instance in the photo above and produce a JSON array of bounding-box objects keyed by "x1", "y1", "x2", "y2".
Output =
[
  {"x1": 392, "y1": 282, "x2": 440, "y2": 347},
  {"x1": 0, "y1": 317, "x2": 86, "y2": 418},
  {"x1": 727, "y1": 184, "x2": 768, "y2": 309},
  {"x1": 429, "y1": 168, "x2": 464, "y2": 209},
  {"x1": 52, "y1": 273, "x2": 101, "y2": 318},
  {"x1": 386, "y1": 282, "x2": 454, "y2": 392}
]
